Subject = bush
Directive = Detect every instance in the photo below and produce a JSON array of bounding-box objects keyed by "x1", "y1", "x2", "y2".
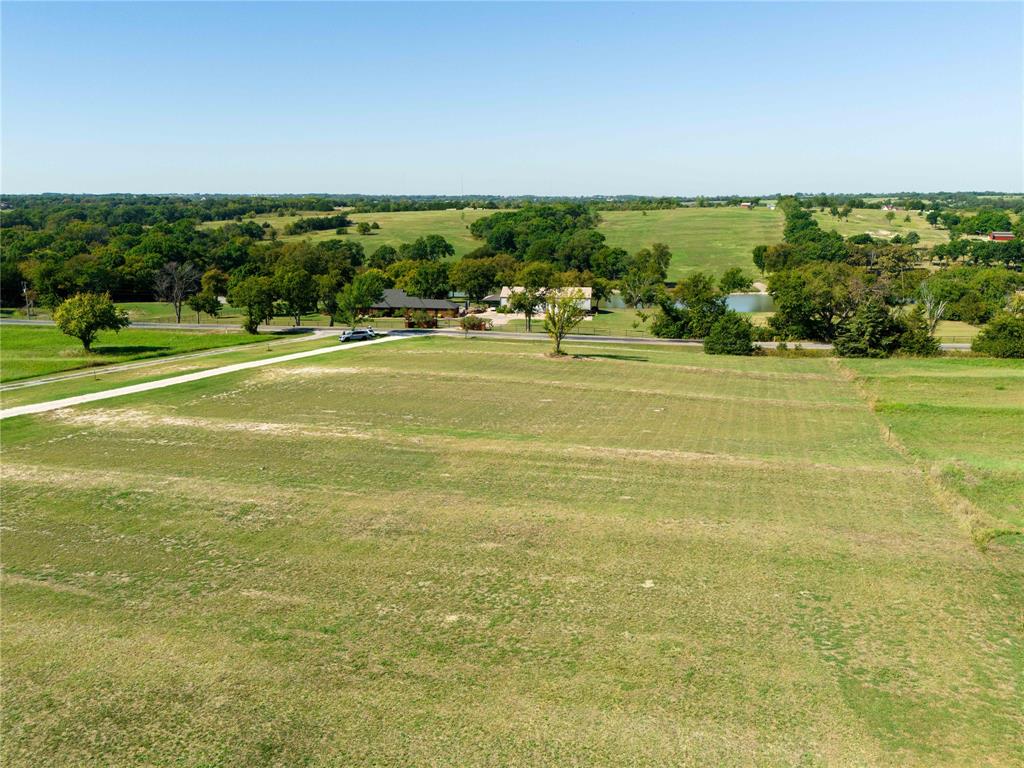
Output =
[
  {"x1": 704, "y1": 311, "x2": 754, "y2": 355},
  {"x1": 459, "y1": 315, "x2": 493, "y2": 331},
  {"x1": 972, "y1": 313, "x2": 1024, "y2": 358},
  {"x1": 405, "y1": 310, "x2": 437, "y2": 329}
]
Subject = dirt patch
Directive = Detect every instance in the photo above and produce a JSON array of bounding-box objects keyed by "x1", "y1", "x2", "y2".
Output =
[{"x1": 46, "y1": 407, "x2": 373, "y2": 440}]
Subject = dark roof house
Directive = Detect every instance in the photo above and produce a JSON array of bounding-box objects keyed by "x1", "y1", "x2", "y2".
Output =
[{"x1": 370, "y1": 289, "x2": 459, "y2": 314}]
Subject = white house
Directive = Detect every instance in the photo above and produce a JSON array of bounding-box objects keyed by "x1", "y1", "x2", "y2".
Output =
[{"x1": 499, "y1": 286, "x2": 594, "y2": 313}]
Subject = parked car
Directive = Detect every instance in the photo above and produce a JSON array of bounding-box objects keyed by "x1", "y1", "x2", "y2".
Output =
[{"x1": 338, "y1": 328, "x2": 379, "y2": 342}]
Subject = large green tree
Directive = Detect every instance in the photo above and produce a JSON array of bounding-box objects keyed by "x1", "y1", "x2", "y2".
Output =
[
  {"x1": 229, "y1": 275, "x2": 276, "y2": 334},
  {"x1": 449, "y1": 259, "x2": 498, "y2": 303},
  {"x1": 52, "y1": 292, "x2": 130, "y2": 351}
]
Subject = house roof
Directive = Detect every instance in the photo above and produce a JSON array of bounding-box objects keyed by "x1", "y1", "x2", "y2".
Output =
[
  {"x1": 370, "y1": 289, "x2": 459, "y2": 311},
  {"x1": 991, "y1": 231, "x2": 1014, "y2": 237}
]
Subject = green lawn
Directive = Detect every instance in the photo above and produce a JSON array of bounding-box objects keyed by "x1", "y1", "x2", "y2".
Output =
[
  {"x1": 811, "y1": 208, "x2": 950, "y2": 247},
  {"x1": 0, "y1": 325, "x2": 268, "y2": 383},
  {"x1": 501, "y1": 307, "x2": 652, "y2": 336},
  {"x1": 597, "y1": 207, "x2": 783, "y2": 279},
  {"x1": 843, "y1": 355, "x2": 1024, "y2": 530},
  {"x1": 2, "y1": 336, "x2": 1020, "y2": 765}
]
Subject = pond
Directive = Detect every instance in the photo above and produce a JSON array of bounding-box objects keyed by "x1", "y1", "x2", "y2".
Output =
[
  {"x1": 604, "y1": 291, "x2": 776, "y2": 312},
  {"x1": 725, "y1": 293, "x2": 775, "y2": 312}
]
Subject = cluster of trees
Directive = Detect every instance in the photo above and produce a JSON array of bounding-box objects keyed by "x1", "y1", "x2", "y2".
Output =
[
  {"x1": 0, "y1": 217, "x2": 281, "y2": 307},
  {"x1": 284, "y1": 213, "x2": 352, "y2": 235},
  {"x1": 766, "y1": 262, "x2": 937, "y2": 355}
]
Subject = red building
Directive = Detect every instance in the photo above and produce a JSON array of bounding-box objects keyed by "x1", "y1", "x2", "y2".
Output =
[{"x1": 990, "y1": 231, "x2": 1015, "y2": 241}]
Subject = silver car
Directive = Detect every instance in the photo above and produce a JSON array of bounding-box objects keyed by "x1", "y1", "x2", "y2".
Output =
[{"x1": 338, "y1": 328, "x2": 378, "y2": 342}]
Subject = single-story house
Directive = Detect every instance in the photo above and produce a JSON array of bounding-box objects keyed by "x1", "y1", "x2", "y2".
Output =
[
  {"x1": 369, "y1": 289, "x2": 460, "y2": 318},
  {"x1": 990, "y1": 231, "x2": 1015, "y2": 242},
  {"x1": 499, "y1": 286, "x2": 594, "y2": 313},
  {"x1": 739, "y1": 202, "x2": 753, "y2": 209}
]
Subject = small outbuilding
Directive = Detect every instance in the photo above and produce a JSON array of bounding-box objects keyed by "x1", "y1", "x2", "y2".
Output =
[{"x1": 990, "y1": 231, "x2": 1015, "y2": 242}]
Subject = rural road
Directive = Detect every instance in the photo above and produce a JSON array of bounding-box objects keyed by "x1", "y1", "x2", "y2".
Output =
[
  {"x1": 2, "y1": 318, "x2": 972, "y2": 351},
  {"x1": 0, "y1": 334, "x2": 406, "y2": 420}
]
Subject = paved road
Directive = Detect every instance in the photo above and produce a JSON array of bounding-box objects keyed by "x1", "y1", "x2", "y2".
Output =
[{"x1": 0, "y1": 335, "x2": 406, "y2": 420}]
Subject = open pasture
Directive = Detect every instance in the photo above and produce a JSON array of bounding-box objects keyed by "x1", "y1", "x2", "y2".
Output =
[
  {"x1": 201, "y1": 208, "x2": 494, "y2": 258},
  {"x1": 810, "y1": 209, "x2": 950, "y2": 246},
  {"x1": 2, "y1": 337, "x2": 1021, "y2": 766},
  {"x1": 597, "y1": 207, "x2": 783, "y2": 279}
]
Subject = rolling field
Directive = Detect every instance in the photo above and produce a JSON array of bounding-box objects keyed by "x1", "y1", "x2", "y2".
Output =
[
  {"x1": 202, "y1": 207, "x2": 784, "y2": 276},
  {"x1": 810, "y1": 209, "x2": 950, "y2": 246},
  {"x1": 0, "y1": 325, "x2": 266, "y2": 383},
  {"x1": 2, "y1": 337, "x2": 1021, "y2": 766},
  {"x1": 597, "y1": 207, "x2": 784, "y2": 279},
  {"x1": 200, "y1": 209, "x2": 493, "y2": 258}
]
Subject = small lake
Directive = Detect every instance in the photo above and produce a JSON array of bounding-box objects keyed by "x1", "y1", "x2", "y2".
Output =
[
  {"x1": 604, "y1": 291, "x2": 775, "y2": 312},
  {"x1": 725, "y1": 293, "x2": 775, "y2": 313}
]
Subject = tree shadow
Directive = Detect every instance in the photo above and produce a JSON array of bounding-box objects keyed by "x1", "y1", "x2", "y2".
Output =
[
  {"x1": 574, "y1": 353, "x2": 649, "y2": 362},
  {"x1": 91, "y1": 345, "x2": 171, "y2": 356}
]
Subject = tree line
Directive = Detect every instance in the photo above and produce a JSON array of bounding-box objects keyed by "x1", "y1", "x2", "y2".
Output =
[{"x1": 743, "y1": 197, "x2": 1024, "y2": 357}]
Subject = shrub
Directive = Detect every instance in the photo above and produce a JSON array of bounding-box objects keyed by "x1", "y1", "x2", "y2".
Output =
[
  {"x1": 406, "y1": 310, "x2": 437, "y2": 329},
  {"x1": 704, "y1": 311, "x2": 754, "y2": 355},
  {"x1": 972, "y1": 313, "x2": 1024, "y2": 358},
  {"x1": 460, "y1": 314, "x2": 493, "y2": 331}
]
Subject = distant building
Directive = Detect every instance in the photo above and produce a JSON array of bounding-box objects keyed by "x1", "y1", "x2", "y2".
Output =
[
  {"x1": 990, "y1": 231, "x2": 1015, "y2": 242},
  {"x1": 499, "y1": 286, "x2": 594, "y2": 313},
  {"x1": 369, "y1": 289, "x2": 459, "y2": 318},
  {"x1": 739, "y1": 202, "x2": 753, "y2": 209},
  {"x1": 882, "y1": 204, "x2": 897, "y2": 211}
]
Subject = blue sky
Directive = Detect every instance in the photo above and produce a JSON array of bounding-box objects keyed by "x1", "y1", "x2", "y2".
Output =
[{"x1": 2, "y1": 2, "x2": 1022, "y2": 195}]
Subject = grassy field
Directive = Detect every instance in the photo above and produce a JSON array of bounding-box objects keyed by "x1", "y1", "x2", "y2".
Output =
[
  {"x1": 597, "y1": 207, "x2": 783, "y2": 279},
  {"x1": 201, "y1": 207, "x2": 783, "y2": 277},
  {"x1": 200, "y1": 209, "x2": 493, "y2": 258},
  {"x1": 0, "y1": 325, "x2": 269, "y2": 383},
  {"x1": 810, "y1": 209, "x2": 950, "y2": 246},
  {"x1": 844, "y1": 355, "x2": 1024, "y2": 531},
  {"x1": 2, "y1": 336, "x2": 1021, "y2": 765}
]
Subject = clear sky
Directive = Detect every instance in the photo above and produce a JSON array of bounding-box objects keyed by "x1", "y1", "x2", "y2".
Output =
[{"x1": 2, "y1": 1, "x2": 1022, "y2": 195}]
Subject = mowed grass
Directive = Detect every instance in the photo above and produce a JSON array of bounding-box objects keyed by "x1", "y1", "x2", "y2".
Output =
[
  {"x1": 0, "y1": 325, "x2": 266, "y2": 383},
  {"x1": 843, "y1": 355, "x2": 1024, "y2": 530},
  {"x1": 810, "y1": 209, "x2": 949, "y2": 247},
  {"x1": 2, "y1": 338, "x2": 1021, "y2": 766},
  {"x1": 597, "y1": 207, "x2": 783, "y2": 279}
]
